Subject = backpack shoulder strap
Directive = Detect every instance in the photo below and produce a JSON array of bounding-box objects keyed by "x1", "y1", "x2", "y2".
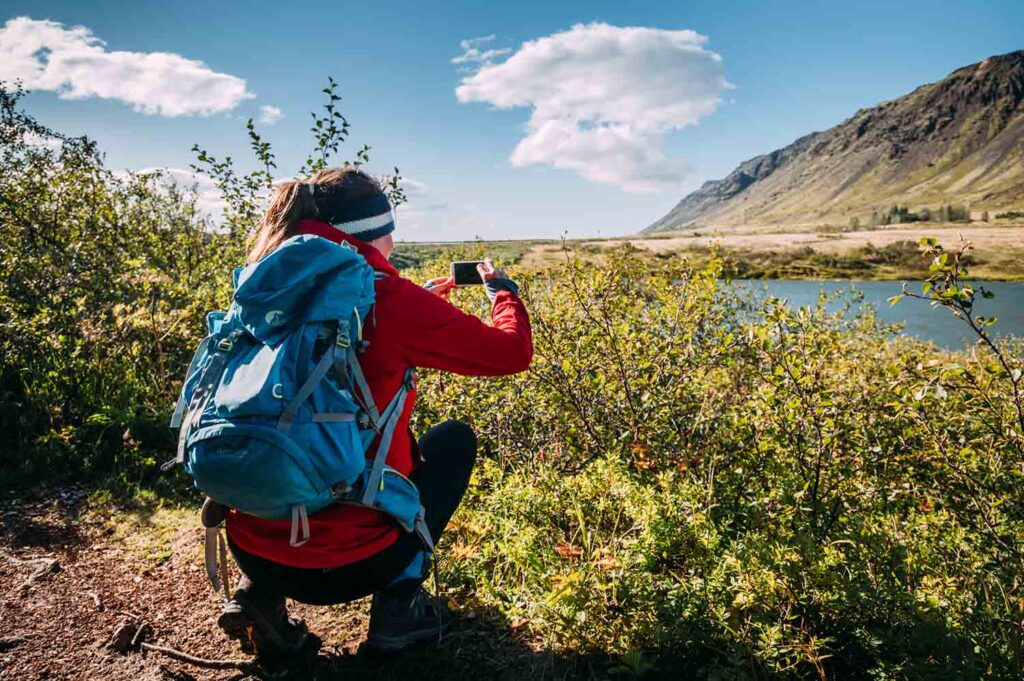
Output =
[{"x1": 346, "y1": 343, "x2": 381, "y2": 424}]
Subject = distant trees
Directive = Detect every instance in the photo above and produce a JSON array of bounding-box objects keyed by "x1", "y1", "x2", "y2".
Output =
[
  {"x1": 886, "y1": 205, "x2": 917, "y2": 224},
  {"x1": 935, "y1": 203, "x2": 970, "y2": 222},
  {"x1": 866, "y1": 203, "x2": 972, "y2": 226}
]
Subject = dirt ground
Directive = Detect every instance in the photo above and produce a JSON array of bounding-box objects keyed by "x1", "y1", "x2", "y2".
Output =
[{"x1": 0, "y1": 489, "x2": 616, "y2": 681}]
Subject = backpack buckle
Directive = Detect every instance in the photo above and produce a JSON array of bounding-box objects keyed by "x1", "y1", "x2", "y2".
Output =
[
  {"x1": 217, "y1": 338, "x2": 234, "y2": 352},
  {"x1": 357, "y1": 411, "x2": 372, "y2": 429},
  {"x1": 336, "y1": 320, "x2": 351, "y2": 349},
  {"x1": 330, "y1": 482, "x2": 351, "y2": 500}
]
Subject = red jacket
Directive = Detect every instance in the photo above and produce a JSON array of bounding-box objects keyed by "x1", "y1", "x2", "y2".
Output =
[{"x1": 225, "y1": 219, "x2": 532, "y2": 568}]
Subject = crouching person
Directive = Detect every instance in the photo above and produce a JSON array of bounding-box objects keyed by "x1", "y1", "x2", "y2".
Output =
[{"x1": 174, "y1": 168, "x2": 532, "y2": 658}]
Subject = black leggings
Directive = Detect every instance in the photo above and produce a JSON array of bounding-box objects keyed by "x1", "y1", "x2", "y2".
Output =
[{"x1": 229, "y1": 420, "x2": 477, "y2": 605}]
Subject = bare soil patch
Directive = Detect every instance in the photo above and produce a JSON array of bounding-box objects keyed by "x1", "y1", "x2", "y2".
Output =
[{"x1": 0, "y1": 489, "x2": 612, "y2": 680}]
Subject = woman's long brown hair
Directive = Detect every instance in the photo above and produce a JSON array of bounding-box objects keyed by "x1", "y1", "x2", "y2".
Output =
[{"x1": 246, "y1": 167, "x2": 382, "y2": 263}]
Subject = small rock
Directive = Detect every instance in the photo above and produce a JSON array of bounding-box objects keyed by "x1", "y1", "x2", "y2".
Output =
[
  {"x1": 108, "y1": 621, "x2": 137, "y2": 654},
  {"x1": 0, "y1": 635, "x2": 28, "y2": 651}
]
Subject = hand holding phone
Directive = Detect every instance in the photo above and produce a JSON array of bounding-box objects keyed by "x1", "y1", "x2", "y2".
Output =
[
  {"x1": 450, "y1": 260, "x2": 485, "y2": 286},
  {"x1": 451, "y1": 259, "x2": 508, "y2": 286},
  {"x1": 475, "y1": 258, "x2": 508, "y2": 284}
]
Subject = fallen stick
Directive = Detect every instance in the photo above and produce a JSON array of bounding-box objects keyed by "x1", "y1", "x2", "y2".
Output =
[
  {"x1": 140, "y1": 642, "x2": 259, "y2": 674},
  {"x1": 130, "y1": 622, "x2": 153, "y2": 650}
]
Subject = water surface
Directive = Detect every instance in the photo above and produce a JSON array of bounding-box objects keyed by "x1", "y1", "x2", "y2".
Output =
[{"x1": 732, "y1": 280, "x2": 1024, "y2": 350}]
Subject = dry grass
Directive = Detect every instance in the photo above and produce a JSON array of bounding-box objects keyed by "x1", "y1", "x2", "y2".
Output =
[{"x1": 518, "y1": 222, "x2": 1024, "y2": 279}]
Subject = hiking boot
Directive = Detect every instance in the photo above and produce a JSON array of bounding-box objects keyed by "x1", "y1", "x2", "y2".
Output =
[
  {"x1": 217, "y1": 575, "x2": 309, "y2": 659},
  {"x1": 364, "y1": 585, "x2": 452, "y2": 651}
]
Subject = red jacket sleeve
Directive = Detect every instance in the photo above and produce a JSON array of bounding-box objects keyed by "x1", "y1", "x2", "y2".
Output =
[{"x1": 378, "y1": 277, "x2": 532, "y2": 376}]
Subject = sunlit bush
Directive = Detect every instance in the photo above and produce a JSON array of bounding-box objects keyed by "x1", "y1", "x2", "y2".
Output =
[
  {"x1": 0, "y1": 85, "x2": 240, "y2": 484},
  {"x1": 412, "y1": 245, "x2": 1023, "y2": 678}
]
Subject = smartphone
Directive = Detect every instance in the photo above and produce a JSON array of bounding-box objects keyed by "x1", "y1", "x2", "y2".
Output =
[{"x1": 451, "y1": 260, "x2": 485, "y2": 286}]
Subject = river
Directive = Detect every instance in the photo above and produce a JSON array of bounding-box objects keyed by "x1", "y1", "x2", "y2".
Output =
[{"x1": 732, "y1": 280, "x2": 1024, "y2": 350}]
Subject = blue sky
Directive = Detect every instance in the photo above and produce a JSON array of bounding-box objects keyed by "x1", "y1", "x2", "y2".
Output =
[{"x1": 2, "y1": 0, "x2": 1021, "y2": 241}]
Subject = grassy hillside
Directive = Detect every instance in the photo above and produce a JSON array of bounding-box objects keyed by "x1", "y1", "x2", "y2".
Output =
[{"x1": 648, "y1": 50, "x2": 1024, "y2": 232}]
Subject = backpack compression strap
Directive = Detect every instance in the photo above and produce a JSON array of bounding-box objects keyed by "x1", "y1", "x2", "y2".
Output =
[
  {"x1": 361, "y1": 367, "x2": 416, "y2": 507},
  {"x1": 169, "y1": 335, "x2": 211, "y2": 430},
  {"x1": 170, "y1": 330, "x2": 244, "y2": 468},
  {"x1": 276, "y1": 339, "x2": 345, "y2": 433}
]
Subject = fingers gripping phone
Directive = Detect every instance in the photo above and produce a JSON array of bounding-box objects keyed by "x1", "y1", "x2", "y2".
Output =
[{"x1": 451, "y1": 260, "x2": 485, "y2": 286}]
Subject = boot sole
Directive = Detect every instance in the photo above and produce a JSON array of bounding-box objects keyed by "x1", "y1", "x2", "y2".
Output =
[
  {"x1": 218, "y1": 599, "x2": 308, "y2": 658},
  {"x1": 217, "y1": 608, "x2": 257, "y2": 655}
]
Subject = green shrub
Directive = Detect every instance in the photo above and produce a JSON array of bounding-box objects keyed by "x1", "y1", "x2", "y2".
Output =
[
  {"x1": 2, "y1": 83, "x2": 1022, "y2": 678},
  {"x1": 413, "y1": 245, "x2": 1023, "y2": 678},
  {"x1": 0, "y1": 85, "x2": 239, "y2": 485}
]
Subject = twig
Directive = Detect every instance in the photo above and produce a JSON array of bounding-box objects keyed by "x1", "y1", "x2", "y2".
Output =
[
  {"x1": 131, "y1": 622, "x2": 153, "y2": 650},
  {"x1": 0, "y1": 551, "x2": 56, "y2": 567},
  {"x1": 140, "y1": 642, "x2": 260, "y2": 674}
]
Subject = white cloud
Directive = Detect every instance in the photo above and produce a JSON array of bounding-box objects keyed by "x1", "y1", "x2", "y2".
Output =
[
  {"x1": 258, "y1": 105, "x2": 283, "y2": 125},
  {"x1": 162, "y1": 168, "x2": 227, "y2": 217},
  {"x1": 398, "y1": 176, "x2": 429, "y2": 199},
  {"x1": 0, "y1": 17, "x2": 253, "y2": 117},
  {"x1": 451, "y1": 34, "x2": 511, "y2": 65},
  {"x1": 455, "y1": 23, "x2": 730, "y2": 192}
]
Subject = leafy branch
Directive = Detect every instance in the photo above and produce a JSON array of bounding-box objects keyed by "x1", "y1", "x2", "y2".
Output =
[
  {"x1": 190, "y1": 117, "x2": 276, "y2": 236},
  {"x1": 298, "y1": 76, "x2": 351, "y2": 176},
  {"x1": 891, "y1": 236, "x2": 1024, "y2": 438},
  {"x1": 192, "y1": 76, "x2": 407, "y2": 237}
]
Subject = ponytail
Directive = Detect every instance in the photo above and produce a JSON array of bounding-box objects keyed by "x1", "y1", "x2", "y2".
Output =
[{"x1": 246, "y1": 180, "x2": 318, "y2": 263}]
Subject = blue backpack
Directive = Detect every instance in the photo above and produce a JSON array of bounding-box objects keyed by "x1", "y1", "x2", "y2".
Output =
[{"x1": 167, "y1": 235, "x2": 432, "y2": 591}]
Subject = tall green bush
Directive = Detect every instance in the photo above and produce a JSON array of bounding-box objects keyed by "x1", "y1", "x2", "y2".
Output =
[{"x1": 0, "y1": 85, "x2": 239, "y2": 483}]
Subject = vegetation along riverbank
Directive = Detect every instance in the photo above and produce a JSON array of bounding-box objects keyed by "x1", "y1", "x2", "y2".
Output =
[{"x1": 2, "y1": 83, "x2": 1023, "y2": 679}]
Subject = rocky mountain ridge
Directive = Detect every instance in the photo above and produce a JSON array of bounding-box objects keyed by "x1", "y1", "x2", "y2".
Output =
[{"x1": 646, "y1": 50, "x2": 1024, "y2": 232}]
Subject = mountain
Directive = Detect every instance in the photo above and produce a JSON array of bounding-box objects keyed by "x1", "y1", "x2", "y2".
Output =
[{"x1": 646, "y1": 50, "x2": 1024, "y2": 232}]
